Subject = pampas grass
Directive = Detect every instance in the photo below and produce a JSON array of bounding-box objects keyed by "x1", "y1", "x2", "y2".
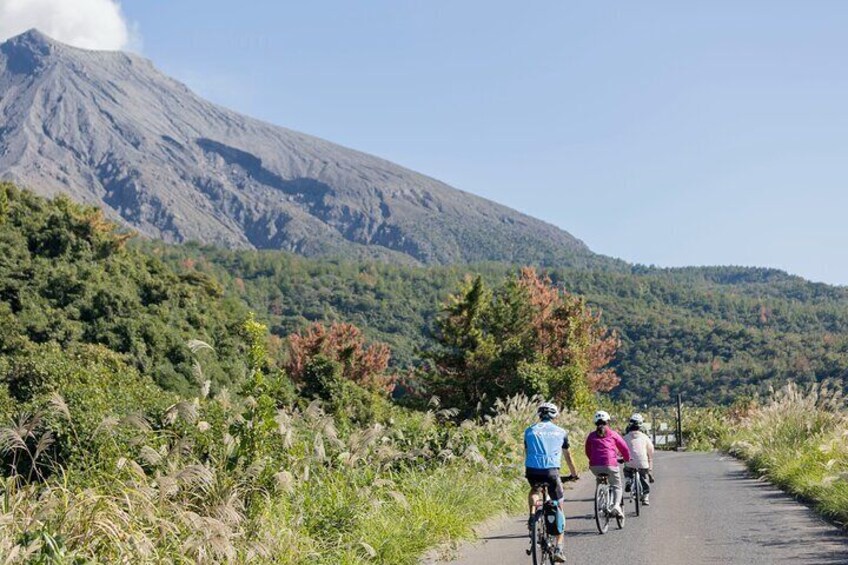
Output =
[
  {"x1": 0, "y1": 387, "x2": 560, "y2": 563},
  {"x1": 723, "y1": 381, "x2": 848, "y2": 525}
]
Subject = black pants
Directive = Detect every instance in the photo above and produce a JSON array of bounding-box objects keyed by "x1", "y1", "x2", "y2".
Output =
[
  {"x1": 525, "y1": 468, "x2": 564, "y2": 500},
  {"x1": 624, "y1": 467, "x2": 650, "y2": 494}
]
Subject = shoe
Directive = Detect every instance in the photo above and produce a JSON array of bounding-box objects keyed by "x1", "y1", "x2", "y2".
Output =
[
  {"x1": 624, "y1": 480, "x2": 631, "y2": 493},
  {"x1": 553, "y1": 547, "x2": 566, "y2": 563},
  {"x1": 611, "y1": 505, "x2": 624, "y2": 518},
  {"x1": 642, "y1": 495, "x2": 650, "y2": 506}
]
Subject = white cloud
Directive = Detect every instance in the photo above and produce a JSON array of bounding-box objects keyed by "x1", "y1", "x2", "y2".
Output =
[{"x1": 0, "y1": 0, "x2": 139, "y2": 51}]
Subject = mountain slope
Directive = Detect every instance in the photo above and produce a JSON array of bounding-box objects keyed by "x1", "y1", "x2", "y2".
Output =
[{"x1": 0, "y1": 29, "x2": 599, "y2": 266}]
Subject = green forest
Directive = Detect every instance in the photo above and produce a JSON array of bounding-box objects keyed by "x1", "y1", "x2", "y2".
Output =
[{"x1": 147, "y1": 236, "x2": 848, "y2": 406}]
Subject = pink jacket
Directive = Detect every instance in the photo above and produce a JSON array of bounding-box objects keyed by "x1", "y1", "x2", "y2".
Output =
[{"x1": 585, "y1": 429, "x2": 631, "y2": 467}]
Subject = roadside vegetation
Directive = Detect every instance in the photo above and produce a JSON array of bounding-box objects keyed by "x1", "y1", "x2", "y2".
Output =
[
  {"x1": 683, "y1": 382, "x2": 848, "y2": 526},
  {"x1": 0, "y1": 345, "x2": 561, "y2": 563}
]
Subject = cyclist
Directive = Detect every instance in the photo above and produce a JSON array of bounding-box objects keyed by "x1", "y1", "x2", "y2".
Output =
[
  {"x1": 524, "y1": 402, "x2": 578, "y2": 563},
  {"x1": 623, "y1": 413, "x2": 654, "y2": 505},
  {"x1": 585, "y1": 410, "x2": 630, "y2": 518}
]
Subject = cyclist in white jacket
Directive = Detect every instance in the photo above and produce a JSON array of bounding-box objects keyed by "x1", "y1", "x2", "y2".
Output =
[{"x1": 623, "y1": 413, "x2": 654, "y2": 505}]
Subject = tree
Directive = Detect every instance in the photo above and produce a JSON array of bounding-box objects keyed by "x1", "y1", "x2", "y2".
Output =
[
  {"x1": 286, "y1": 322, "x2": 395, "y2": 394},
  {"x1": 0, "y1": 182, "x2": 8, "y2": 224},
  {"x1": 428, "y1": 268, "x2": 619, "y2": 413}
]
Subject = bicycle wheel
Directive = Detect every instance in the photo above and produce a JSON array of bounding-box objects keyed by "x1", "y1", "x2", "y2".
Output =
[
  {"x1": 530, "y1": 509, "x2": 545, "y2": 565},
  {"x1": 594, "y1": 483, "x2": 609, "y2": 534},
  {"x1": 633, "y1": 474, "x2": 641, "y2": 517}
]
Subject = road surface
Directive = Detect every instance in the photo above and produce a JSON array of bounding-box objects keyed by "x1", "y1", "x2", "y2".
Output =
[{"x1": 429, "y1": 452, "x2": 848, "y2": 564}]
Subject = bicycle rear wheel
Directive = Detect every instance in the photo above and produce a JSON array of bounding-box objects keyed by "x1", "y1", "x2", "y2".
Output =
[
  {"x1": 530, "y1": 509, "x2": 545, "y2": 565},
  {"x1": 594, "y1": 483, "x2": 609, "y2": 534},
  {"x1": 633, "y1": 474, "x2": 641, "y2": 517}
]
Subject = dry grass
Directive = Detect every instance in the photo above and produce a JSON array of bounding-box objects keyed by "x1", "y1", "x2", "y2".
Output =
[
  {"x1": 0, "y1": 392, "x2": 568, "y2": 563},
  {"x1": 724, "y1": 381, "x2": 848, "y2": 525}
]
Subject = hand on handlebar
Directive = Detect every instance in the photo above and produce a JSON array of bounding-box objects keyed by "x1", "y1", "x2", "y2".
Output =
[{"x1": 561, "y1": 474, "x2": 579, "y2": 482}]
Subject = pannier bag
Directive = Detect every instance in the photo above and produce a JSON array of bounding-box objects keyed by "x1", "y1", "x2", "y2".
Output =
[{"x1": 543, "y1": 500, "x2": 565, "y2": 535}]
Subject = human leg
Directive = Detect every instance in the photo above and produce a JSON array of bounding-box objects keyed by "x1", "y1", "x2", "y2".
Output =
[
  {"x1": 610, "y1": 466, "x2": 624, "y2": 508},
  {"x1": 525, "y1": 469, "x2": 544, "y2": 517},
  {"x1": 623, "y1": 466, "x2": 634, "y2": 492},
  {"x1": 639, "y1": 469, "x2": 650, "y2": 494}
]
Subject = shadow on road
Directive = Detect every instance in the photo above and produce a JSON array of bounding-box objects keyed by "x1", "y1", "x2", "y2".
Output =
[{"x1": 480, "y1": 533, "x2": 526, "y2": 541}]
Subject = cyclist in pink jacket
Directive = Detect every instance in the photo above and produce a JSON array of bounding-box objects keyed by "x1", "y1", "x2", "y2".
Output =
[{"x1": 584, "y1": 410, "x2": 630, "y2": 517}]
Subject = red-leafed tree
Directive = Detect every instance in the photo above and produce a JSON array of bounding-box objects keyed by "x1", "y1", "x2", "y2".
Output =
[{"x1": 286, "y1": 322, "x2": 395, "y2": 394}]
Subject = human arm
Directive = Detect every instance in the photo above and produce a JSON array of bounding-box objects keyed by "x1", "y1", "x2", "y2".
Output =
[
  {"x1": 561, "y1": 434, "x2": 578, "y2": 477},
  {"x1": 563, "y1": 449, "x2": 578, "y2": 478}
]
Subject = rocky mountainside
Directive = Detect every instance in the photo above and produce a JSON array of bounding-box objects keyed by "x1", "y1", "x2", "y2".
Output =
[{"x1": 0, "y1": 29, "x2": 599, "y2": 266}]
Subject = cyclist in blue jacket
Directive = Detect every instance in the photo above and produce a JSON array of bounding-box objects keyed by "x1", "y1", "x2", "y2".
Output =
[{"x1": 525, "y1": 402, "x2": 579, "y2": 563}]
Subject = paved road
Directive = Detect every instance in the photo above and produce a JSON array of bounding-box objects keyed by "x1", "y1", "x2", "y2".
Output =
[{"x1": 430, "y1": 452, "x2": 848, "y2": 565}]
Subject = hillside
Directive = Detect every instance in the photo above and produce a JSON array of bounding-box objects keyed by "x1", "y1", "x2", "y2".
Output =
[
  {"x1": 147, "y1": 243, "x2": 848, "y2": 405},
  {"x1": 0, "y1": 183, "x2": 252, "y2": 395},
  {"x1": 2, "y1": 179, "x2": 845, "y2": 406},
  {"x1": 0, "y1": 29, "x2": 601, "y2": 268}
]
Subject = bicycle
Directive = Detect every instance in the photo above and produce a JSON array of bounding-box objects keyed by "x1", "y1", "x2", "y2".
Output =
[
  {"x1": 526, "y1": 475, "x2": 577, "y2": 565},
  {"x1": 594, "y1": 473, "x2": 624, "y2": 534}
]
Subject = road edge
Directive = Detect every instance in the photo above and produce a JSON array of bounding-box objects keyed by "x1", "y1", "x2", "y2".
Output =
[{"x1": 718, "y1": 449, "x2": 848, "y2": 532}]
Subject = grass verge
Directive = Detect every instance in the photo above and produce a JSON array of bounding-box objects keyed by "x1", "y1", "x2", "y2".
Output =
[{"x1": 714, "y1": 382, "x2": 848, "y2": 527}]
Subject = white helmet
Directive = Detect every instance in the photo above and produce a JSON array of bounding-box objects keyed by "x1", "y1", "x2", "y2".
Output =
[
  {"x1": 593, "y1": 410, "x2": 611, "y2": 425},
  {"x1": 537, "y1": 402, "x2": 559, "y2": 419},
  {"x1": 629, "y1": 413, "x2": 644, "y2": 425}
]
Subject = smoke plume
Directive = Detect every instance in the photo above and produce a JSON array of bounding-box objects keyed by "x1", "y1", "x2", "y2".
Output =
[{"x1": 0, "y1": 0, "x2": 137, "y2": 51}]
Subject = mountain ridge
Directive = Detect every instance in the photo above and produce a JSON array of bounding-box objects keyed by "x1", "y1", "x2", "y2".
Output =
[{"x1": 0, "y1": 29, "x2": 601, "y2": 267}]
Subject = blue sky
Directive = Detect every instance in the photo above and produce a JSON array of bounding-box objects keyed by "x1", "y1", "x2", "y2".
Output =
[{"x1": 118, "y1": 1, "x2": 847, "y2": 284}]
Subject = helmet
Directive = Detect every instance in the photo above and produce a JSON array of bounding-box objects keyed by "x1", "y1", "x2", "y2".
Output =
[
  {"x1": 593, "y1": 410, "x2": 611, "y2": 425},
  {"x1": 629, "y1": 413, "x2": 644, "y2": 425},
  {"x1": 537, "y1": 402, "x2": 559, "y2": 419}
]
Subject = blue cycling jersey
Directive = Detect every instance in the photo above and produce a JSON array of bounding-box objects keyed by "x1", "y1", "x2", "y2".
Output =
[{"x1": 524, "y1": 421, "x2": 570, "y2": 470}]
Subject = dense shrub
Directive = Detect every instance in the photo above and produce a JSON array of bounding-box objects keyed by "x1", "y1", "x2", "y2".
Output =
[{"x1": 0, "y1": 184, "x2": 251, "y2": 395}]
